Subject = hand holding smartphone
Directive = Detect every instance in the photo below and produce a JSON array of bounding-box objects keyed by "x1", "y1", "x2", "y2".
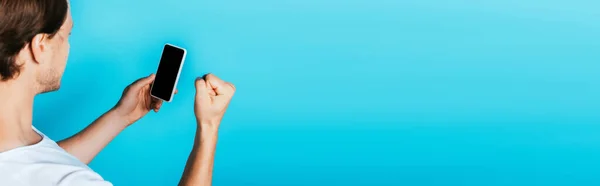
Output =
[{"x1": 150, "y1": 44, "x2": 187, "y2": 102}]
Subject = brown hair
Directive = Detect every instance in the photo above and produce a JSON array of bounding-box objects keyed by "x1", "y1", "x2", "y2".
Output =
[{"x1": 0, "y1": 0, "x2": 68, "y2": 81}]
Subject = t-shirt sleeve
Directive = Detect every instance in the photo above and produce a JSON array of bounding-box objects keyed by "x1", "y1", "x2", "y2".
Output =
[{"x1": 56, "y1": 169, "x2": 113, "y2": 186}]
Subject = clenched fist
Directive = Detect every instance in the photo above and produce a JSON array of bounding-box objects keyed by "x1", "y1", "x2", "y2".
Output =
[{"x1": 194, "y1": 74, "x2": 236, "y2": 129}]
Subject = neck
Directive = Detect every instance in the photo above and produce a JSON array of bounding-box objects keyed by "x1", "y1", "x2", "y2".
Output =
[{"x1": 0, "y1": 77, "x2": 41, "y2": 152}]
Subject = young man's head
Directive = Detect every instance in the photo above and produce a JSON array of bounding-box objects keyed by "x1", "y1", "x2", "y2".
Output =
[{"x1": 0, "y1": 0, "x2": 72, "y2": 94}]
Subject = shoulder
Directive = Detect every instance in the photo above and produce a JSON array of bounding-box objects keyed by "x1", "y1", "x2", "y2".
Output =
[
  {"x1": 0, "y1": 137, "x2": 112, "y2": 186},
  {"x1": 0, "y1": 162, "x2": 113, "y2": 186},
  {"x1": 0, "y1": 152, "x2": 113, "y2": 186}
]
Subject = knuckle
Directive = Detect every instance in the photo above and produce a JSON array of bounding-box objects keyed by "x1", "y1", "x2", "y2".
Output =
[
  {"x1": 208, "y1": 74, "x2": 224, "y2": 82},
  {"x1": 227, "y1": 82, "x2": 236, "y2": 92},
  {"x1": 195, "y1": 78, "x2": 204, "y2": 86},
  {"x1": 205, "y1": 73, "x2": 215, "y2": 80}
]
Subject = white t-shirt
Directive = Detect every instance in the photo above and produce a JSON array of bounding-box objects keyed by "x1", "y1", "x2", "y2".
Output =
[{"x1": 0, "y1": 127, "x2": 112, "y2": 186}]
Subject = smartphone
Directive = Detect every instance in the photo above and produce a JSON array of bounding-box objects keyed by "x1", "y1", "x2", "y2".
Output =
[{"x1": 150, "y1": 43, "x2": 187, "y2": 102}]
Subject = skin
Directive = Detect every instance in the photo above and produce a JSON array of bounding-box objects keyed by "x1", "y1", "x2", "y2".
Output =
[
  {"x1": 180, "y1": 74, "x2": 236, "y2": 186},
  {"x1": 0, "y1": 3, "x2": 234, "y2": 186}
]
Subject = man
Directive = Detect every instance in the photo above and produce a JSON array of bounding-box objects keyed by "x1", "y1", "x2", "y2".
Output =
[{"x1": 0, "y1": 0, "x2": 236, "y2": 185}]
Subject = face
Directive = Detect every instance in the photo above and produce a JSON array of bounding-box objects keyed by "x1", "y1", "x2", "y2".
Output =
[{"x1": 36, "y1": 8, "x2": 73, "y2": 93}]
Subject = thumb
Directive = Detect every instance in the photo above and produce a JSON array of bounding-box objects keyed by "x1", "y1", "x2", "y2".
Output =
[
  {"x1": 205, "y1": 74, "x2": 234, "y2": 96},
  {"x1": 130, "y1": 74, "x2": 155, "y2": 91}
]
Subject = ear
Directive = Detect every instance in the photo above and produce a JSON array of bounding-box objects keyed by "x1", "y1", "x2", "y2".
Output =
[{"x1": 29, "y1": 33, "x2": 50, "y2": 64}]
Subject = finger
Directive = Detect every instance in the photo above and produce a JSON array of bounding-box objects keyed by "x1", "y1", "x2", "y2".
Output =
[
  {"x1": 174, "y1": 89, "x2": 179, "y2": 94},
  {"x1": 202, "y1": 74, "x2": 217, "y2": 97},
  {"x1": 208, "y1": 86, "x2": 216, "y2": 97},
  {"x1": 228, "y1": 82, "x2": 236, "y2": 92},
  {"x1": 130, "y1": 74, "x2": 156, "y2": 92},
  {"x1": 214, "y1": 83, "x2": 235, "y2": 108},
  {"x1": 205, "y1": 74, "x2": 233, "y2": 96},
  {"x1": 154, "y1": 100, "x2": 163, "y2": 111},
  {"x1": 195, "y1": 78, "x2": 210, "y2": 101},
  {"x1": 148, "y1": 96, "x2": 162, "y2": 110},
  {"x1": 221, "y1": 82, "x2": 236, "y2": 98},
  {"x1": 203, "y1": 78, "x2": 217, "y2": 100}
]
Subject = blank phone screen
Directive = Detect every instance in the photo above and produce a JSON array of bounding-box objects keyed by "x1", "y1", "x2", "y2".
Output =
[{"x1": 151, "y1": 44, "x2": 185, "y2": 101}]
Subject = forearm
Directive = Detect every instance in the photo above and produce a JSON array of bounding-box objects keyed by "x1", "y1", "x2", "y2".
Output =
[
  {"x1": 179, "y1": 124, "x2": 219, "y2": 186},
  {"x1": 58, "y1": 109, "x2": 128, "y2": 164}
]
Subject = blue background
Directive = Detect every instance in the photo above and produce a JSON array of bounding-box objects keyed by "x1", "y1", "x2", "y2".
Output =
[{"x1": 34, "y1": 0, "x2": 600, "y2": 185}]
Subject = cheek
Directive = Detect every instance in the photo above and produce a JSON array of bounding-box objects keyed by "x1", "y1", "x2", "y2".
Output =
[
  {"x1": 59, "y1": 40, "x2": 70, "y2": 63},
  {"x1": 49, "y1": 39, "x2": 69, "y2": 70},
  {"x1": 65, "y1": 42, "x2": 70, "y2": 60}
]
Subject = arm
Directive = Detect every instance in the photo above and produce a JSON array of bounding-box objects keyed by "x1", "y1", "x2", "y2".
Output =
[
  {"x1": 58, "y1": 74, "x2": 165, "y2": 164},
  {"x1": 179, "y1": 125, "x2": 218, "y2": 185},
  {"x1": 179, "y1": 74, "x2": 235, "y2": 186},
  {"x1": 57, "y1": 110, "x2": 127, "y2": 164}
]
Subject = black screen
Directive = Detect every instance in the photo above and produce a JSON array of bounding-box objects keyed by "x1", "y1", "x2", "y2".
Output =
[{"x1": 151, "y1": 44, "x2": 185, "y2": 101}]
